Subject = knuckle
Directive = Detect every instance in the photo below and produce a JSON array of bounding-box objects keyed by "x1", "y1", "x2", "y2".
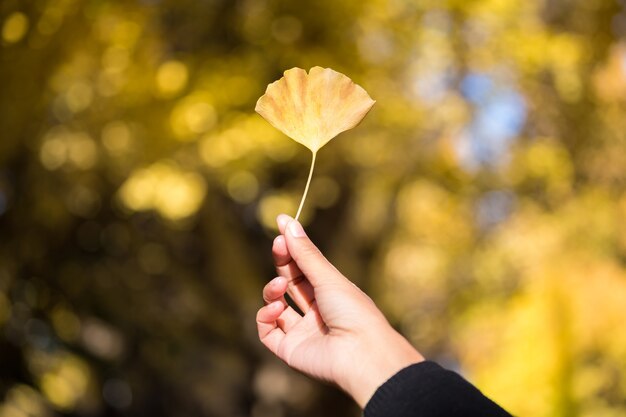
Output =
[{"x1": 297, "y1": 242, "x2": 322, "y2": 259}]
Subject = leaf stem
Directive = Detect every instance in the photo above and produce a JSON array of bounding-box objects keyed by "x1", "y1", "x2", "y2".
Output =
[{"x1": 295, "y1": 151, "x2": 317, "y2": 221}]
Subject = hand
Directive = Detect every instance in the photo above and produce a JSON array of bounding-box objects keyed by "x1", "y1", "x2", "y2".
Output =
[{"x1": 256, "y1": 214, "x2": 424, "y2": 407}]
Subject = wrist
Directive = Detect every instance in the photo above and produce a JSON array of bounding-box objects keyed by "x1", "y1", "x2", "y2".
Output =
[{"x1": 342, "y1": 328, "x2": 424, "y2": 408}]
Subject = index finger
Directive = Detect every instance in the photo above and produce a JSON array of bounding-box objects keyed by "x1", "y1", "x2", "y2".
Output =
[{"x1": 273, "y1": 222, "x2": 315, "y2": 313}]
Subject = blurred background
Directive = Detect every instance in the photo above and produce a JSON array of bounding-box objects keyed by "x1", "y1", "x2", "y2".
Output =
[{"x1": 1, "y1": 0, "x2": 626, "y2": 416}]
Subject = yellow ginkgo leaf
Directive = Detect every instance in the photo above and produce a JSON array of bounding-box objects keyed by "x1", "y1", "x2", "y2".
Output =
[
  {"x1": 255, "y1": 66, "x2": 376, "y2": 153},
  {"x1": 255, "y1": 67, "x2": 375, "y2": 219}
]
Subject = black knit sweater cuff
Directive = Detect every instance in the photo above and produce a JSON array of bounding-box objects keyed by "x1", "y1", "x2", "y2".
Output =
[{"x1": 363, "y1": 361, "x2": 512, "y2": 417}]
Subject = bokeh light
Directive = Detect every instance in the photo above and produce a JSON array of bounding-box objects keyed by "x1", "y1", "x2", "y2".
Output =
[{"x1": 2, "y1": 12, "x2": 29, "y2": 44}]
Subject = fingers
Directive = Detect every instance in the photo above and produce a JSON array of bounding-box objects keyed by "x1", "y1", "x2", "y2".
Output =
[
  {"x1": 280, "y1": 215, "x2": 345, "y2": 288},
  {"x1": 272, "y1": 235, "x2": 293, "y2": 269},
  {"x1": 263, "y1": 276, "x2": 288, "y2": 305},
  {"x1": 277, "y1": 214, "x2": 291, "y2": 234},
  {"x1": 256, "y1": 301, "x2": 286, "y2": 354},
  {"x1": 272, "y1": 235, "x2": 315, "y2": 312},
  {"x1": 262, "y1": 277, "x2": 304, "y2": 331}
]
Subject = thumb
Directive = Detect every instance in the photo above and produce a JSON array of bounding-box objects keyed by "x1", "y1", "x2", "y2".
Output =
[{"x1": 284, "y1": 219, "x2": 344, "y2": 288}]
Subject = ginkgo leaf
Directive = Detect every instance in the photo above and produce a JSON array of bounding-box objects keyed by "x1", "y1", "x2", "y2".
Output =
[
  {"x1": 255, "y1": 66, "x2": 376, "y2": 153},
  {"x1": 255, "y1": 67, "x2": 375, "y2": 220}
]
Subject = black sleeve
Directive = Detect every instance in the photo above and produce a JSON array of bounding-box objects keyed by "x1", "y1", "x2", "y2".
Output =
[{"x1": 364, "y1": 361, "x2": 512, "y2": 417}]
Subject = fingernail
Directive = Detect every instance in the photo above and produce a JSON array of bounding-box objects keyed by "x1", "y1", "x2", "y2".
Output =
[
  {"x1": 276, "y1": 214, "x2": 292, "y2": 230},
  {"x1": 271, "y1": 276, "x2": 284, "y2": 287},
  {"x1": 288, "y1": 220, "x2": 306, "y2": 238},
  {"x1": 273, "y1": 235, "x2": 285, "y2": 247}
]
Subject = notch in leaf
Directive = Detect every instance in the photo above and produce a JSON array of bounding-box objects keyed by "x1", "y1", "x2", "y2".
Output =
[{"x1": 255, "y1": 67, "x2": 375, "y2": 220}]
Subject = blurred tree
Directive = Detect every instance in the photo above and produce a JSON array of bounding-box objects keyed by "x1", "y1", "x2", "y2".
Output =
[{"x1": 1, "y1": 0, "x2": 625, "y2": 416}]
